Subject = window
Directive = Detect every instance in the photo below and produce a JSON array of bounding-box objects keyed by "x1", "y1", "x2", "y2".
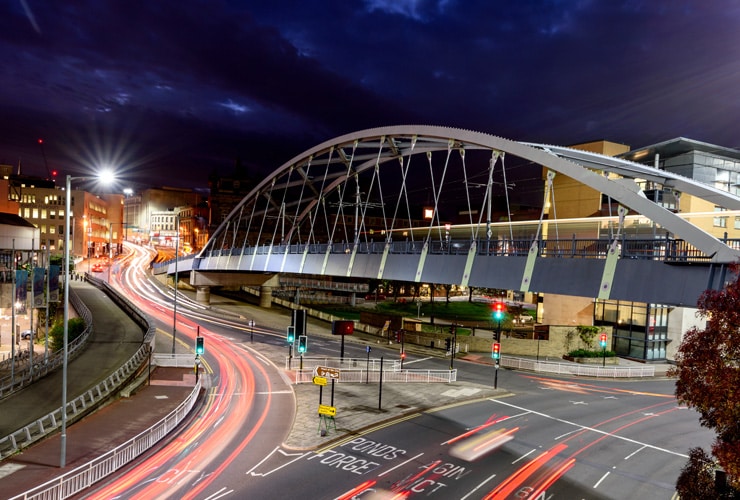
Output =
[
  {"x1": 735, "y1": 217, "x2": 740, "y2": 230},
  {"x1": 714, "y1": 206, "x2": 728, "y2": 228}
]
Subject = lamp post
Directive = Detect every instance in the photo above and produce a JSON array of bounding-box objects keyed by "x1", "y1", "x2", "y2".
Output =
[
  {"x1": 108, "y1": 221, "x2": 125, "y2": 282},
  {"x1": 123, "y1": 188, "x2": 133, "y2": 241},
  {"x1": 62, "y1": 171, "x2": 113, "y2": 467},
  {"x1": 171, "y1": 213, "x2": 180, "y2": 355}
]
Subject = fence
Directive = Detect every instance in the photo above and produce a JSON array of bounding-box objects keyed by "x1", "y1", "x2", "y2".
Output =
[
  {"x1": 289, "y1": 356, "x2": 457, "y2": 384},
  {"x1": 500, "y1": 356, "x2": 655, "y2": 378},
  {"x1": 0, "y1": 287, "x2": 94, "y2": 399},
  {"x1": 8, "y1": 379, "x2": 201, "y2": 500},
  {"x1": 0, "y1": 275, "x2": 156, "y2": 459}
]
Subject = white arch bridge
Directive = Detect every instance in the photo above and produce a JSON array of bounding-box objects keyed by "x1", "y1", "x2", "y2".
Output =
[{"x1": 160, "y1": 125, "x2": 740, "y2": 307}]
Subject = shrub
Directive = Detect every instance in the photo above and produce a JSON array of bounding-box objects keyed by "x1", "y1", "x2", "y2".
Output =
[
  {"x1": 567, "y1": 348, "x2": 616, "y2": 358},
  {"x1": 50, "y1": 317, "x2": 87, "y2": 352}
]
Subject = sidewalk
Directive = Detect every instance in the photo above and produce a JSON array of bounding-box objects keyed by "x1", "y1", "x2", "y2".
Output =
[{"x1": 0, "y1": 367, "x2": 194, "y2": 499}]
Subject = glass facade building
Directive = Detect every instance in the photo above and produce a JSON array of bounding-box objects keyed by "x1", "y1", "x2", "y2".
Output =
[{"x1": 594, "y1": 299, "x2": 670, "y2": 361}]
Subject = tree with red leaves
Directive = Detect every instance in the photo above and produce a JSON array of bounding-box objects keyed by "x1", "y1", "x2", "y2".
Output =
[{"x1": 670, "y1": 264, "x2": 740, "y2": 496}]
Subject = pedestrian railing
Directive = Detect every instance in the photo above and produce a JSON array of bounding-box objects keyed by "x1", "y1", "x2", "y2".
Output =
[
  {"x1": 292, "y1": 365, "x2": 457, "y2": 384},
  {"x1": 0, "y1": 277, "x2": 155, "y2": 459},
  {"x1": 284, "y1": 356, "x2": 385, "y2": 371},
  {"x1": 501, "y1": 356, "x2": 656, "y2": 378},
  {"x1": 8, "y1": 379, "x2": 202, "y2": 500},
  {"x1": 0, "y1": 287, "x2": 94, "y2": 399},
  {"x1": 154, "y1": 353, "x2": 200, "y2": 368}
]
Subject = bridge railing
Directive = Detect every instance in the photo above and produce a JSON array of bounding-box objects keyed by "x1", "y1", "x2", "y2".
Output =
[{"x1": 198, "y1": 235, "x2": 730, "y2": 263}]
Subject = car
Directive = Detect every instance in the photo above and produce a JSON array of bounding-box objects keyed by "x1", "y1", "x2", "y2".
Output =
[
  {"x1": 365, "y1": 293, "x2": 386, "y2": 301},
  {"x1": 20, "y1": 330, "x2": 33, "y2": 340},
  {"x1": 91, "y1": 263, "x2": 104, "y2": 273}
]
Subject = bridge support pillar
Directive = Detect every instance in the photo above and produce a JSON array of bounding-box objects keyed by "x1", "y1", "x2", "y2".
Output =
[
  {"x1": 195, "y1": 286, "x2": 211, "y2": 305},
  {"x1": 350, "y1": 292, "x2": 357, "y2": 307},
  {"x1": 260, "y1": 285, "x2": 273, "y2": 308}
]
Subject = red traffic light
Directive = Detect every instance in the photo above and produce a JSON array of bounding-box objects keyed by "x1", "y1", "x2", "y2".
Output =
[
  {"x1": 332, "y1": 320, "x2": 355, "y2": 336},
  {"x1": 400, "y1": 351, "x2": 406, "y2": 359},
  {"x1": 492, "y1": 301, "x2": 506, "y2": 320},
  {"x1": 599, "y1": 332, "x2": 607, "y2": 348},
  {"x1": 492, "y1": 342, "x2": 501, "y2": 360}
]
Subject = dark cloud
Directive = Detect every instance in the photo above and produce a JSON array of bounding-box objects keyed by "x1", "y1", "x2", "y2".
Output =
[{"x1": 1, "y1": 1, "x2": 738, "y2": 188}]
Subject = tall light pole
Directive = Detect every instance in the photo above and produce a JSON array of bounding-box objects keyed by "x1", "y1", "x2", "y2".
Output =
[
  {"x1": 123, "y1": 188, "x2": 133, "y2": 241},
  {"x1": 62, "y1": 171, "x2": 114, "y2": 467},
  {"x1": 171, "y1": 213, "x2": 180, "y2": 355},
  {"x1": 107, "y1": 221, "x2": 124, "y2": 282}
]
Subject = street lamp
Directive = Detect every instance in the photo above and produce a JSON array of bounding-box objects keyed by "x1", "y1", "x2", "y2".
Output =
[
  {"x1": 108, "y1": 221, "x2": 125, "y2": 282},
  {"x1": 172, "y1": 213, "x2": 180, "y2": 355},
  {"x1": 123, "y1": 188, "x2": 133, "y2": 242},
  {"x1": 62, "y1": 170, "x2": 114, "y2": 467}
]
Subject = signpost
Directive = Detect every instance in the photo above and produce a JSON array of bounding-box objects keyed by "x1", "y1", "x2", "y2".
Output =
[{"x1": 314, "y1": 365, "x2": 340, "y2": 436}]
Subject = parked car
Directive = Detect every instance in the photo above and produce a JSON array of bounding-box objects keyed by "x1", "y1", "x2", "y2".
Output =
[
  {"x1": 20, "y1": 329, "x2": 33, "y2": 340},
  {"x1": 365, "y1": 293, "x2": 386, "y2": 301}
]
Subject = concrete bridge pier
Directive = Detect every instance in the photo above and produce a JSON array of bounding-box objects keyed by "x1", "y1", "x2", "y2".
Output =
[
  {"x1": 260, "y1": 285, "x2": 273, "y2": 308},
  {"x1": 196, "y1": 286, "x2": 211, "y2": 306}
]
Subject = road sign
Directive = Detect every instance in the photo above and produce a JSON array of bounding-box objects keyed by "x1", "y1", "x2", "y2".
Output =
[
  {"x1": 312, "y1": 376, "x2": 327, "y2": 386},
  {"x1": 314, "y1": 366, "x2": 340, "y2": 379},
  {"x1": 318, "y1": 404, "x2": 337, "y2": 417}
]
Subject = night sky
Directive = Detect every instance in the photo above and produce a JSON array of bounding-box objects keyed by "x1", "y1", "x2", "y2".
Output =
[{"x1": 1, "y1": 1, "x2": 738, "y2": 189}]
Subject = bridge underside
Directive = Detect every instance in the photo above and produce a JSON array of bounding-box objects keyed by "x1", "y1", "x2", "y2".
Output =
[{"x1": 185, "y1": 251, "x2": 727, "y2": 307}]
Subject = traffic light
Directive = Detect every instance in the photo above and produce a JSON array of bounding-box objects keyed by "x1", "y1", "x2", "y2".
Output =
[
  {"x1": 445, "y1": 337, "x2": 451, "y2": 352},
  {"x1": 492, "y1": 342, "x2": 501, "y2": 360},
  {"x1": 400, "y1": 351, "x2": 406, "y2": 360},
  {"x1": 493, "y1": 302, "x2": 506, "y2": 321},
  {"x1": 600, "y1": 332, "x2": 607, "y2": 349},
  {"x1": 195, "y1": 336, "x2": 204, "y2": 356},
  {"x1": 298, "y1": 335, "x2": 307, "y2": 354},
  {"x1": 286, "y1": 326, "x2": 295, "y2": 343}
]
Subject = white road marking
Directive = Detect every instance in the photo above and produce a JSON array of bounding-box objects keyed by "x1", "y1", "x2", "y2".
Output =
[
  {"x1": 460, "y1": 472, "x2": 497, "y2": 500},
  {"x1": 401, "y1": 356, "x2": 433, "y2": 365},
  {"x1": 624, "y1": 445, "x2": 647, "y2": 460},
  {"x1": 490, "y1": 399, "x2": 689, "y2": 458},
  {"x1": 377, "y1": 452, "x2": 425, "y2": 477},
  {"x1": 594, "y1": 471, "x2": 611, "y2": 488},
  {"x1": 247, "y1": 447, "x2": 311, "y2": 477},
  {"x1": 255, "y1": 390, "x2": 292, "y2": 395},
  {"x1": 512, "y1": 448, "x2": 537, "y2": 464},
  {"x1": 203, "y1": 486, "x2": 234, "y2": 500}
]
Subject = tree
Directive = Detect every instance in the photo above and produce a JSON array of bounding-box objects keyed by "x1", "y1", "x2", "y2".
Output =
[
  {"x1": 675, "y1": 448, "x2": 722, "y2": 499},
  {"x1": 50, "y1": 317, "x2": 87, "y2": 352},
  {"x1": 670, "y1": 264, "x2": 740, "y2": 493}
]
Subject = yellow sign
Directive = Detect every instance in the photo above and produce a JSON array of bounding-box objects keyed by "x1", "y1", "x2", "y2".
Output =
[
  {"x1": 312, "y1": 376, "x2": 327, "y2": 386},
  {"x1": 314, "y1": 366, "x2": 340, "y2": 379},
  {"x1": 318, "y1": 404, "x2": 337, "y2": 417}
]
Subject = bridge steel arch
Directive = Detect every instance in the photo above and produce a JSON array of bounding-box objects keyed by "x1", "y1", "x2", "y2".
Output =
[{"x1": 191, "y1": 125, "x2": 740, "y2": 306}]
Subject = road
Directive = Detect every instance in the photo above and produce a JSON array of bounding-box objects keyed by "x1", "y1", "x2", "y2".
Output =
[
  {"x1": 80, "y1": 244, "x2": 711, "y2": 499},
  {"x1": 240, "y1": 372, "x2": 711, "y2": 499},
  {"x1": 81, "y1": 245, "x2": 295, "y2": 499}
]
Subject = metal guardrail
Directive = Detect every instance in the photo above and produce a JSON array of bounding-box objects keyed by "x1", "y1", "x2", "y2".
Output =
[
  {"x1": 0, "y1": 345, "x2": 151, "y2": 460},
  {"x1": 289, "y1": 357, "x2": 457, "y2": 383},
  {"x1": 500, "y1": 356, "x2": 656, "y2": 378},
  {"x1": 0, "y1": 286, "x2": 94, "y2": 399},
  {"x1": 294, "y1": 367, "x2": 457, "y2": 384},
  {"x1": 8, "y1": 379, "x2": 202, "y2": 500},
  {"x1": 0, "y1": 275, "x2": 155, "y2": 460},
  {"x1": 153, "y1": 353, "x2": 199, "y2": 368}
]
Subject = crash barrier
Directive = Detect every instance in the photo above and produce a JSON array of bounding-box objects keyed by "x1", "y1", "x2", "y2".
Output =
[
  {"x1": 500, "y1": 356, "x2": 655, "y2": 378},
  {"x1": 0, "y1": 276, "x2": 155, "y2": 459},
  {"x1": 8, "y1": 379, "x2": 201, "y2": 500},
  {"x1": 0, "y1": 287, "x2": 93, "y2": 399}
]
